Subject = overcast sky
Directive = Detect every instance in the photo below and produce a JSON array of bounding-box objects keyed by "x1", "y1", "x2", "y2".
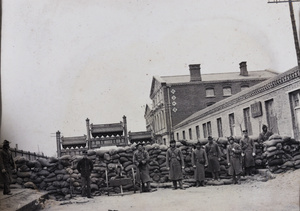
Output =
[{"x1": 1, "y1": 0, "x2": 299, "y2": 156}]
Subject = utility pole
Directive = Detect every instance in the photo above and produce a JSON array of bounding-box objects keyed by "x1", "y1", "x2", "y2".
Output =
[{"x1": 268, "y1": 0, "x2": 300, "y2": 67}]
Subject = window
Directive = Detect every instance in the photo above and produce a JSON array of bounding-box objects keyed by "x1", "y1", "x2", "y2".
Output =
[
  {"x1": 241, "y1": 85, "x2": 249, "y2": 91},
  {"x1": 206, "y1": 88, "x2": 215, "y2": 97},
  {"x1": 203, "y1": 123, "x2": 207, "y2": 138},
  {"x1": 229, "y1": 113, "x2": 235, "y2": 136},
  {"x1": 176, "y1": 132, "x2": 179, "y2": 141},
  {"x1": 182, "y1": 131, "x2": 186, "y2": 140},
  {"x1": 196, "y1": 125, "x2": 200, "y2": 139},
  {"x1": 189, "y1": 128, "x2": 192, "y2": 140},
  {"x1": 217, "y1": 118, "x2": 223, "y2": 137},
  {"x1": 223, "y1": 87, "x2": 232, "y2": 96},
  {"x1": 243, "y1": 107, "x2": 253, "y2": 135},
  {"x1": 207, "y1": 121, "x2": 212, "y2": 136}
]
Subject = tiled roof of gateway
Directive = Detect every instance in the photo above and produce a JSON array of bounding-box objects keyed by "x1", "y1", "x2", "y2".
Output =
[
  {"x1": 174, "y1": 66, "x2": 299, "y2": 129},
  {"x1": 160, "y1": 70, "x2": 278, "y2": 84}
]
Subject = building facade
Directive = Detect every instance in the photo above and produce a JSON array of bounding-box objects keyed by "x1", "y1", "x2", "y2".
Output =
[
  {"x1": 173, "y1": 66, "x2": 300, "y2": 141},
  {"x1": 145, "y1": 62, "x2": 278, "y2": 145}
]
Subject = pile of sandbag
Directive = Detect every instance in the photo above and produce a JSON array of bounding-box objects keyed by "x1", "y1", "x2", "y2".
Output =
[{"x1": 263, "y1": 135, "x2": 299, "y2": 174}]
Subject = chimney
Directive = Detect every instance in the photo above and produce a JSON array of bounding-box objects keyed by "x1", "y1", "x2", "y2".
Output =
[
  {"x1": 239, "y1": 61, "x2": 248, "y2": 76},
  {"x1": 189, "y1": 64, "x2": 202, "y2": 82}
]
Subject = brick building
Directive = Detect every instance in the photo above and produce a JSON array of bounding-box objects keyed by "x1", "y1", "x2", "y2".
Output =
[
  {"x1": 173, "y1": 66, "x2": 300, "y2": 141},
  {"x1": 145, "y1": 62, "x2": 278, "y2": 145}
]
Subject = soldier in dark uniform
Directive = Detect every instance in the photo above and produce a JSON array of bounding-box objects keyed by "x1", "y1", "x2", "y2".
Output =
[
  {"x1": 77, "y1": 150, "x2": 93, "y2": 198},
  {"x1": 258, "y1": 125, "x2": 273, "y2": 143},
  {"x1": 0, "y1": 140, "x2": 16, "y2": 195},
  {"x1": 227, "y1": 136, "x2": 243, "y2": 184},
  {"x1": 166, "y1": 140, "x2": 185, "y2": 190},
  {"x1": 240, "y1": 130, "x2": 256, "y2": 176},
  {"x1": 192, "y1": 141, "x2": 208, "y2": 187},
  {"x1": 205, "y1": 136, "x2": 221, "y2": 181},
  {"x1": 133, "y1": 143, "x2": 152, "y2": 192}
]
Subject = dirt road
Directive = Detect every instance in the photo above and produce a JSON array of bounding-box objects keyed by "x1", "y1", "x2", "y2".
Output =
[{"x1": 43, "y1": 169, "x2": 300, "y2": 211}]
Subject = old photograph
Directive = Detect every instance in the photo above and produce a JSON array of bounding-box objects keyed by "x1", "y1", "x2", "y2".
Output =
[{"x1": 1, "y1": 0, "x2": 300, "y2": 210}]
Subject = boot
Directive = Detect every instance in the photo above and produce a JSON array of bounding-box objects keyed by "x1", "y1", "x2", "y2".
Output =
[
  {"x1": 147, "y1": 182, "x2": 151, "y2": 192},
  {"x1": 172, "y1": 181, "x2": 177, "y2": 190},
  {"x1": 196, "y1": 181, "x2": 200, "y2": 187},
  {"x1": 178, "y1": 180, "x2": 185, "y2": 190},
  {"x1": 201, "y1": 181, "x2": 205, "y2": 187},
  {"x1": 211, "y1": 172, "x2": 215, "y2": 181},
  {"x1": 237, "y1": 175, "x2": 241, "y2": 185},
  {"x1": 216, "y1": 172, "x2": 220, "y2": 181},
  {"x1": 232, "y1": 175, "x2": 237, "y2": 184}
]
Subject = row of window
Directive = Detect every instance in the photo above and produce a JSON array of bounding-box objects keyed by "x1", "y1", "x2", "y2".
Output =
[
  {"x1": 153, "y1": 110, "x2": 166, "y2": 132},
  {"x1": 205, "y1": 85, "x2": 249, "y2": 98},
  {"x1": 176, "y1": 108, "x2": 253, "y2": 140}
]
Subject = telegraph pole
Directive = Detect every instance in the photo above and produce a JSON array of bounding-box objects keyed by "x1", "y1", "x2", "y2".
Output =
[{"x1": 268, "y1": 0, "x2": 300, "y2": 67}]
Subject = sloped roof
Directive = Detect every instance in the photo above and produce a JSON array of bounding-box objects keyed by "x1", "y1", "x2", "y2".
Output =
[
  {"x1": 160, "y1": 70, "x2": 277, "y2": 84},
  {"x1": 61, "y1": 135, "x2": 87, "y2": 148},
  {"x1": 91, "y1": 123, "x2": 123, "y2": 137},
  {"x1": 174, "y1": 66, "x2": 299, "y2": 129}
]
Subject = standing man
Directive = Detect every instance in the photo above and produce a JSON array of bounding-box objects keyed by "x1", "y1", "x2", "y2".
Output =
[
  {"x1": 258, "y1": 124, "x2": 273, "y2": 143},
  {"x1": 166, "y1": 140, "x2": 185, "y2": 190},
  {"x1": 0, "y1": 140, "x2": 16, "y2": 195},
  {"x1": 240, "y1": 130, "x2": 256, "y2": 176},
  {"x1": 205, "y1": 136, "x2": 221, "y2": 181},
  {"x1": 227, "y1": 136, "x2": 243, "y2": 184},
  {"x1": 133, "y1": 143, "x2": 152, "y2": 193},
  {"x1": 192, "y1": 141, "x2": 208, "y2": 187},
  {"x1": 77, "y1": 150, "x2": 93, "y2": 198}
]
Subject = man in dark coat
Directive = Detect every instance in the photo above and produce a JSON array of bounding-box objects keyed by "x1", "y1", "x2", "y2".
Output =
[
  {"x1": 133, "y1": 142, "x2": 152, "y2": 192},
  {"x1": 227, "y1": 136, "x2": 243, "y2": 184},
  {"x1": 0, "y1": 140, "x2": 16, "y2": 195},
  {"x1": 192, "y1": 141, "x2": 208, "y2": 187},
  {"x1": 205, "y1": 136, "x2": 221, "y2": 181},
  {"x1": 77, "y1": 150, "x2": 93, "y2": 198},
  {"x1": 240, "y1": 130, "x2": 256, "y2": 176},
  {"x1": 166, "y1": 140, "x2": 185, "y2": 190},
  {"x1": 258, "y1": 125, "x2": 273, "y2": 143}
]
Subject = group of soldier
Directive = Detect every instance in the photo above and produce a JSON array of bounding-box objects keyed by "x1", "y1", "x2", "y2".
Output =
[
  {"x1": 135, "y1": 124, "x2": 273, "y2": 191},
  {"x1": 0, "y1": 125, "x2": 273, "y2": 197}
]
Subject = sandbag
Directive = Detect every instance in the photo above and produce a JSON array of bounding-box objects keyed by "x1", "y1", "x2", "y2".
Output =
[
  {"x1": 125, "y1": 164, "x2": 135, "y2": 172},
  {"x1": 37, "y1": 158, "x2": 52, "y2": 167},
  {"x1": 38, "y1": 170, "x2": 50, "y2": 176},
  {"x1": 17, "y1": 171, "x2": 31, "y2": 178},
  {"x1": 206, "y1": 180, "x2": 224, "y2": 186},
  {"x1": 59, "y1": 155, "x2": 72, "y2": 160},
  {"x1": 49, "y1": 157, "x2": 59, "y2": 163},
  {"x1": 14, "y1": 156, "x2": 29, "y2": 165},
  {"x1": 24, "y1": 182, "x2": 37, "y2": 189}
]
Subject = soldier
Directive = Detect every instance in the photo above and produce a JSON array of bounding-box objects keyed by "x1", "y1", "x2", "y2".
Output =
[
  {"x1": 166, "y1": 140, "x2": 185, "y2": 190},
  {"x1": 77, "y1": 150, "x2": 93, "y2": 198},
  {"x1": 205, "y1": 136, "x2": 221, "y2": 181},
  {"x1": 0, "y1": 140, "x2": 16, "y2": 195},
  {"x1": 227, "y1": 136, "x2": 243, "y2": 184},
  {"x1": 258, "y1": 125, "x2": 273, "y2": 143},
  {"x1": 133, "y1": 143, "x2": 152, "y2": 192},
  {"x1": 192, "y1": 141, "x2": 208, "y2": 187},
  {"x1": 240, "y1": 130, "x2": 256, "y2": 176}
]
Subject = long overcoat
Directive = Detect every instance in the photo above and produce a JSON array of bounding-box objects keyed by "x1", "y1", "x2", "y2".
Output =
[
  {"x1": 133, "y1": 150, "x2": 151, "y2": 183},
  {"x1": 166, "y1": 147, "x2": 184, "y2": 181},
  {"x1": 240, "y1": 137, "x2": 255, "y2": 168},
  {"x1": 227, "y1": 143, "x2": 243, "y2": 175},
  {"x1": 0, "y1": 148, "x2": 16, "y2": 183},
  {"x1": 191, "y1": 148, "x2": 208, "y2": 181},
  {"x1": 205, "y1": 142, "x2": 221, "y2": 172}
]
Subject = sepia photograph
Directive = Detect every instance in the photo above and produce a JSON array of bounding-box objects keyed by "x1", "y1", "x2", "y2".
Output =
[{"x1": 0, "y1": 0, "x2": 300, "y2": 210}]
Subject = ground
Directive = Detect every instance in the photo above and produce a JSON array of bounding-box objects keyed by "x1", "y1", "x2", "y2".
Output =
[{"x1": 43, "y1": 169, "x2": 300, "y2": 211}]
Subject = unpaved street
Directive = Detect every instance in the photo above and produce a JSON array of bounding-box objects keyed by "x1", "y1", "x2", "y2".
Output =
[{"x1": 43, "y1": 170, "x2": 300, "y2": 211}]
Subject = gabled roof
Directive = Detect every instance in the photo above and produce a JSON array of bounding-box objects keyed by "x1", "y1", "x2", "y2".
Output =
[{"x1": 174, "y1": 66, "x2": 298, "y2": 129}]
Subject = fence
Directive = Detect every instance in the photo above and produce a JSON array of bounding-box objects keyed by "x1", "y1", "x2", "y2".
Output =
[{"x1": 0, "y1": 146, "x2": 48, "y2": 161}]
